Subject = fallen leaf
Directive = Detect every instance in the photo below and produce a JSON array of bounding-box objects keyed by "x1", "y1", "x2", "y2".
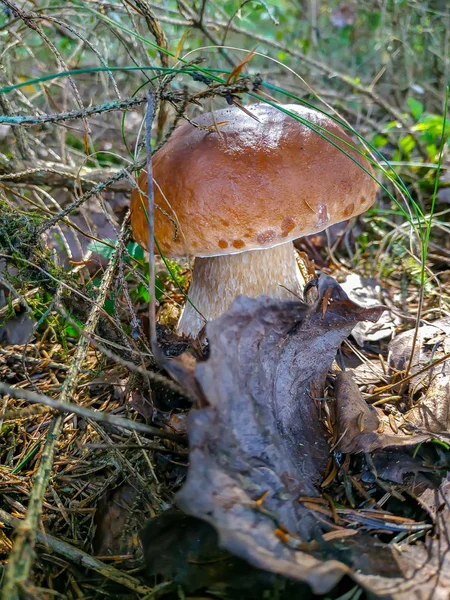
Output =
[
  {"x1": 347, "y1": 359, "x2": 386, "y2": 386},
  {"x1": 334, "y1": 319, "x2": 450, "y2": 453},
  {"x1": 340, "y1": 273, "x2": 399, "y2": 346},
  {"x1": 389, "y1": 318, "x2": 450, "y2": 433},
  {"x1": 385, "y1": 475, "x2": 450, "y2": 598},
  {"x1": 372, "y1": 449, "x2": 435, "y2": 485},
  {"x1": 170, "y1": 276, "x2": 396, "y2": 595},
  {"x1": 416, "y1": 474, "x2": 450, "y2": 522},
  {"x1": 141, "y1": 278, "x2": 450, "y2": 598},
  {"x1": 140, "y1": 510, "x2": 295, "y2": 596},
  {"x1": 130, "y1": 389, "x2": 155, "y2": 422},
  {"x1": 166, "y1": 412, "x2": 188, "y2": 436},
  {"x1": 93, "y1": 482, "x2": 140, "y2": 560},
  {"x1": 0, "y1": 272, "x2": 35, "y2": 347},
  {"x1": 334, "y1": 371, "x2": 450, "y2": 452}
]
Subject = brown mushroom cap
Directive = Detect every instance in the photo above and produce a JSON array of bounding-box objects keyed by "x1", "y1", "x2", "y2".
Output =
[{"x1": 131, "y1": 103, "x2": 377, "y2": 258}]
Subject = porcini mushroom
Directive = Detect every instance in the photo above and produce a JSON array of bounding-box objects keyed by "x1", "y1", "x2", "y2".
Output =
[{"x1": 131, "y1": 103, "x2": 377, "y2": 338}]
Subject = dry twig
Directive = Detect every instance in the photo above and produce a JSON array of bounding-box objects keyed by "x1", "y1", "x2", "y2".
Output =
[{"x1": 1, "y1": 216, "x2": 132, "y2": 597}]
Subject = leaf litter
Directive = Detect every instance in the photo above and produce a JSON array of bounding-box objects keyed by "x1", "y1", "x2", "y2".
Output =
[
  {"x1": 336, "y1": 319, "x2": 450, "y2": 453},
  {"x1": 140, "y1": 274, "x2": 450, "y2": 598},
  {"x1": 339, "y1": 272, "x2": 400, "y2": 346}
]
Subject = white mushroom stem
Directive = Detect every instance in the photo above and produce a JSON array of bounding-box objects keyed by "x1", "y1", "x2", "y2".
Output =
[{"x1": 177, "y1": 242, "x2": 305, "y2": 338}]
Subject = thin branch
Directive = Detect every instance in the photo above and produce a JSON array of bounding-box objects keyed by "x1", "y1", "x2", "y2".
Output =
[
  {"x1": 0, "y1": 95, "x2": 147, "y2": 127},
  {"x1": 0, "y1": 508, "x2": 153, "y2": 595},
  {"x1": 144, "y1": 91, "x2": 159, "y2": 355},
  {"x1": 1, "y1": 216, "x2": 132, "y2": 597},
  {"x1": 0, "y1": 380, "x2": 184, "y2": 442},
  {"x1": 0, "y1": 163, "x2": 133, "y2": 191}
]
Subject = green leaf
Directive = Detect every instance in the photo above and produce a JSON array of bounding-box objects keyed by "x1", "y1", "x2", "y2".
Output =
[
  {"x1": 136, "y1": 277, "x2": 165, "y2": 303},
  {"x1": 384, "y1": 120, "x2": 398, "y2": 131},
  {"x1": 426, "y1": 143, "x2": 438, "y2": 161},
  {"x1": 367, "y1": 11, "x2": 381, "y2": 30},
  {"x1": 407, "y1": 97, "x2": 424, "y2": 120},
  {"x1": 64, "y1": 318, "x2": 83, "y2": 338},
  {"x1": 127, "y1": 241, "x2": 145, "y2": 261},
  {"x1": 413, "y1": 114, "x2": 448, "y2": 139},
  {"x1": 399, "y1": 134, "x2": 415, "y2": 156},
  {"x1": 138, "y1": 283, "x2": 150, "y2": 303},
  {"x1": 372, "y1": 134, "x2": 388, "y2": 148},
  {"x1": 64, "y1": 326, "x2": 78, "y2": 337},
  {"x1": 103, "y1": 298, "x2": 115, "y2": 315},
  {"x1": 300, "y1": 38, "x2": 310, "y2": 54},
  {"x1": 87, "y1": 238, "x2": 117, "y2": 260}
]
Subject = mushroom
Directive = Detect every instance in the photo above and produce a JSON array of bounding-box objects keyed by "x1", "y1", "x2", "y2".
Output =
[{"x1": 131, "y1": 103, "x2": 377, "y2": 338}]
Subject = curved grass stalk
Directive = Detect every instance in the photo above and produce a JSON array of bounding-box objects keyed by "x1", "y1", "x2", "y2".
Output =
[
  {"x1": 178, "y1": 44, "x2": 425, "y2": 239},
  {"x1": 404, "y1": 87, "x2": 449, "y2": 377},
  {"x1": 3, "y1": 32, "x2": 446, "y2": 344},
  {"x1": 0, "y1": 66, "x2": 229, "y2": 95}
]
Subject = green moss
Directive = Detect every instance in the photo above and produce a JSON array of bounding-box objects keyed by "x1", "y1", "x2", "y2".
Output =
[
  {"x1": 0, "y1": 201, "x2": 86, "y2": 342},
  {"x1": 0, "y1": 422, "x2": 17, "y2": 438},
  {"x1": 0, "y1": 202, "x2": 44, "y2": 255}
]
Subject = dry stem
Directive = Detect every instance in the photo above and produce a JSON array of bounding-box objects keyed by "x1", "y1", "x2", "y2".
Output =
[
  {"x1": 0, "y1": 508, "x2": 153, "y2": 595},
  {"x1": 1, "y1": 217, "x2": 129, "y2": 598}
]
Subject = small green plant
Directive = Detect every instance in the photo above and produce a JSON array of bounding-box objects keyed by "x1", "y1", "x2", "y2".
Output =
[
  {"x1": 87, "y1": 238, "x2": 186, "y2": 310},
  {"x1": 373, "y1": 97, "x2": 449, "y2": 163}
]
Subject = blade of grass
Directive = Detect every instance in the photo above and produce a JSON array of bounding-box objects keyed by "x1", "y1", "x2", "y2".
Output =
[
  {"x1": 250, "y1": 93, "x2": 426, "y2": 241},
  {"x1": 0, "y1": 66, "x2": 230, "y2": 95},
  {"x1": 179, "y1": 44, "x2": 422, "y2": 227},
  {"x1": 404, "y1": 86, "x2": 449, "y2": 378},
  {"x1": 11, "y1": 442, "x2": 42, "y2": 475}
]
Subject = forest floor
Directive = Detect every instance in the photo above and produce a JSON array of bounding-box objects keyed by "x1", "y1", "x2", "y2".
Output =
[{"x1": 0, "y1": 1, "x2": 449, "y2": 599}]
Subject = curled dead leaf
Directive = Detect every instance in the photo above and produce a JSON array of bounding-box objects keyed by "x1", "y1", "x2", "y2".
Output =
[
  {"x1": 141, "y1": 278, "x2": 450, "y2": 598},
  {"x1": 333, "y1": 372, "x2": 450, "y2": 452},
  {"x1": 335, "y1": 319, "x2": 450, "y2": 452}
]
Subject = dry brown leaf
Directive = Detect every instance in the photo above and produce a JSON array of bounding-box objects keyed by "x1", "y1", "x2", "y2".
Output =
[
  {"x1": 141, "y1": 278, "x2": 450, "y2": 598},
  {"x1": 390, "y1": 319, "x2": 450, "y2": 432},
  {"x1": 335, "y1": 319, "x2": 450, "y2": 453},
  {"x1": 0, "y1": 311, "x2": 35, "y2": 346},
  {"x1": 169, "y1": 275, "x2": 401, "y2": 595},
  {"x1": 334, "y1": 372, "x2": 450, "y2": 452},
  {"x1": 340, "y1": 273, "x2": 399, "y2": 345}
]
